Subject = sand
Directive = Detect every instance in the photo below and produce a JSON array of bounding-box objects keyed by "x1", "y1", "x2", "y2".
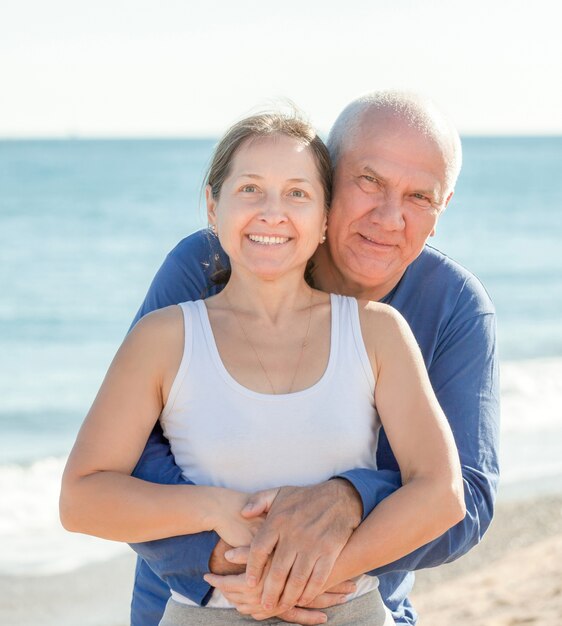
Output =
[
  {"x1": 411, "y1": 494, "x2": 562, "y2": 624},
  {"x1": 1, "y1": 493, "x2": 561, "y2": 626}
]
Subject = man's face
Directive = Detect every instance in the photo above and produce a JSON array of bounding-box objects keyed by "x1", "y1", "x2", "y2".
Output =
[{"x1": 326, "y1": 114, "x2": 453, "y2": 299}]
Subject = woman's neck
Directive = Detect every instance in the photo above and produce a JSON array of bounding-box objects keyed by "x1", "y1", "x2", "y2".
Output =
[{"x1": 218, "y1": 267, "x2": 314, "y2": 324}]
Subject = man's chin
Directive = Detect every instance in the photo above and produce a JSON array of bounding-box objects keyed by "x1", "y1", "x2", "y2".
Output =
[{"x1": 340, "y1": 256, "x2": 405, "y2": 296}]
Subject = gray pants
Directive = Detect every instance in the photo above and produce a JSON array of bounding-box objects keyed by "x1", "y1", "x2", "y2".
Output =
[{"x1": 159, "y1": 591, "x2": 395, "y2": 625}]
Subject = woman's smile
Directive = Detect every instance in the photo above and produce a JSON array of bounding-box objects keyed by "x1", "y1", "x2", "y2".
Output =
[{"x1": 247, "y1": 234, "x2": 291, "y2": 245}]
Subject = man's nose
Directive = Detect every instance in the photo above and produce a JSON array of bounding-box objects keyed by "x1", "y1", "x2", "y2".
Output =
[{"x1": 369, "y1": 195, "x2": 405, "y2": 230}]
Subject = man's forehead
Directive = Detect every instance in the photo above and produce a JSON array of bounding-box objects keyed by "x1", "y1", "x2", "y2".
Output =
[
  {"x1": 340, "y1": 119, "x2": 448, "y2": 186},
  {"x1": 342, "y1": 143, "x2": 446, "y2": 182}
]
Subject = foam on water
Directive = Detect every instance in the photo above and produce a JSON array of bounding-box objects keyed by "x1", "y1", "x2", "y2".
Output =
[
  {"x1": 1, "y1": 357, "x2": 560, "y2": 576},
  {"x1": 499, "y1": 358, "x2": 562, "y2": 484},
  {"x1": 501, "y1": 358, "x2": 562, "y2": 432},
  {"x1": 0, "y1": 457, "x2": 127, "y2": 576}
]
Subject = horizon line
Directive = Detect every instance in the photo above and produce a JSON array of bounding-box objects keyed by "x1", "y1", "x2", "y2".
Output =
[{"x1": 2, "y1": 132, "x2": 562, "y2": 141}]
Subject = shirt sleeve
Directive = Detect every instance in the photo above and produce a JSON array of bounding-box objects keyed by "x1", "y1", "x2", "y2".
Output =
[
  {"x1": 337, "y1": 310, "x2": 500, "y2": 574},
  {"x1": 127, "y1": 233, "x2": 224, "y2": 604}
]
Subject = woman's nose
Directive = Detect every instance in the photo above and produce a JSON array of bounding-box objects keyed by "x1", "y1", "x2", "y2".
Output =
[{"x1": 259, "y1": 195, "x2": 288, "y2": 224}]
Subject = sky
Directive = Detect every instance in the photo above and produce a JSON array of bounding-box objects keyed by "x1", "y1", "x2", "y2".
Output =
[{"x1": 1, "y1": 0, "x2": 561, "y2": 137}]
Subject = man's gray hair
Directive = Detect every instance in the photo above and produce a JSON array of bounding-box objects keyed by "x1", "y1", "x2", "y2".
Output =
[{"x1": 327, "y1": 90, "x2": 463, "y2": 193}]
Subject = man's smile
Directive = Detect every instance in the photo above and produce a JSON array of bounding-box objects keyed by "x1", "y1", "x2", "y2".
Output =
[{"x1": 357, "y1": 233, "x2": 397, "y2": 250}]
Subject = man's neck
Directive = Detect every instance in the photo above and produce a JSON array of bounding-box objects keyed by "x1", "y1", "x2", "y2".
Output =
[{"x1": 312, "y1": 245, "x2": 401, "y2": 302}]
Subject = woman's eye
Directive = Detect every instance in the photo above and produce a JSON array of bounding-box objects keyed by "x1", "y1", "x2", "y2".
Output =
[
  {"x1": 241, "y1": 185, "x2": 257, "y2": 193},
  {"x1": 290, "y1": 189, "x2": 306, "y2": 198}
]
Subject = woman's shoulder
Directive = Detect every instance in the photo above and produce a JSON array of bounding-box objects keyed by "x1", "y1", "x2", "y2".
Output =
[
  {"x1": 127, "y1": 305, "x2": 185, "y2": 349},
  {"x1": 355, "y1": 298, "x2": 405, "y2": 325},
  {"x1": 354, "y1": 298, "x2": 415, "y2": 354}
]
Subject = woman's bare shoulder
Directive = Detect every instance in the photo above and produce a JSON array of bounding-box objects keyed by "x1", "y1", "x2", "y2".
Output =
[
  {"x1": 131, "y1": 304, "x2": 183, "y2": 330},
  {"x1": 356, "y1": 299, "x2": 406, "y2": 327},
  {"x1": 126, "y1": 305, "x2": 185, "y2": 352},
  {"x1": 355, "y1": 299, "x2": 415, "y2": 355}
]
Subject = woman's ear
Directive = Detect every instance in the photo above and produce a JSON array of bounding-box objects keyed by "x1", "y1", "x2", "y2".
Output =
[
  {"x1": 206, "y1": 185, "x2": 216, "y2": 226},
  {"x1": 320, "y1": 215, "x2": 328, "y2": 243}
]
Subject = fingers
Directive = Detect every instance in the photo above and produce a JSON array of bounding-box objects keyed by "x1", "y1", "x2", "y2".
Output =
[
  {"x1": 260, "y1": 549, "x2": 298, "y2": 610},
  {"x1": 241, "y1": 606, "x2": 327, "y2": 624},
  {"x1": 323, "y1": 580, "x2": 357, "y2": 595},
  {"x1": 301, "y1": 591, "x2": 348, "y2": 609},
  {"x1": 203, "y1": 573, "x2": 248, "y2": 594},
  {"x1": 241, "y1": 488, "x2": 280, "y2": 519},
  {"x1": 224, "y1": 545, "x2": 250, "y2": 565},
  {"x1": 297, "y1": 555, "x2": 335, "y2": 607},
  {"x1": 273, "y1": 607, "x2": 328, "y2": 625},
  {"x1": 277, "y1": 552, "x2": 317, "y2": 610},
  {"x1": 209, "y1": 539, "x2": 246, "y2": 576},
  {"x1": 245, "y1": 529, "x2": 279, "y2": 588}
]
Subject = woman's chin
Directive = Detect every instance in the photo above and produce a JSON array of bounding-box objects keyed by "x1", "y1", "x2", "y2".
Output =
[{"x1": 231, "y1": 259, "x2": 309, "y2": 283}]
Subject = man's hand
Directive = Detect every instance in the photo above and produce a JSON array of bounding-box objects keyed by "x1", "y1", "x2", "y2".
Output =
[
  {"x1": 204, "y1": 570, "x2": 356, "y2": 624},
  {"x1": 209, "y1": 538, "x2": 246, "y2": 576},
  {"x1": 240, "y1": 479, "x2": 362, "y2": 612}
]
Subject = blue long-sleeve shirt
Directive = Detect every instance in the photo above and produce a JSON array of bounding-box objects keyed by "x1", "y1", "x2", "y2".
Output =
[{"x1": 128, "y1": 230, "x2": 500, "y2": 625}]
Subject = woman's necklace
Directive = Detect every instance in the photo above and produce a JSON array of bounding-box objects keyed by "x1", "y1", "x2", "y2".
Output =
[{"x1": 224, "y1": 288, "x2": 314, "y2": 394}]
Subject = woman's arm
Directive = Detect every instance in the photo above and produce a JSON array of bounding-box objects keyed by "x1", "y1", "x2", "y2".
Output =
[
  {"x1": 317, "y1": 302, "x2": 466, "y2": 591},
  {"x1": 59, "y1": 306, "x2": 255, "y2": 545}
]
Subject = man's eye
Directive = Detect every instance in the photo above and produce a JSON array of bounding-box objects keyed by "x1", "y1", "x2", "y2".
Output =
[
  {"x1": 411, "y1": 193, "x2": 432, "y2": 208},
  {"x1": 362, "y1": 175, "x2": 377, "y2": 183}
]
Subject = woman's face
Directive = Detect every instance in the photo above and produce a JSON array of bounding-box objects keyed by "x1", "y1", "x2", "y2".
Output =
[{"x1": 207, "y1": 134, "x2": 327, "y2": 282}]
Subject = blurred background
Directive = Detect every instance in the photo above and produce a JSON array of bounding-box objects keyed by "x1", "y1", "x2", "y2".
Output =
[{"x1": 1, "y1": 1, "x2": 561, "y2": 624}]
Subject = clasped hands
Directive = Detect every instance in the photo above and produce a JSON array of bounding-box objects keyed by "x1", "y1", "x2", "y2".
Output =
[{"x1": 204, "y1": 479, "x2": 363, "y2": 624}]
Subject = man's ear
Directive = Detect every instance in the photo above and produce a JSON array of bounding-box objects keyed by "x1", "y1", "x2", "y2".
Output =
[
  {"x1": 206, "y1": 185, "x2": 217, "y2": 226},
  {"x1": 430, "y1": 190, "x2": 454, "y2": 237}
]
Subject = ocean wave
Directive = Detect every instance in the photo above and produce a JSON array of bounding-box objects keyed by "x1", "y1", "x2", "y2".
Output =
[
  {"x1": 500, "y1": 357, "x2": 562, "y2": 432},
  {"x1": 0, "y1": 457, "x2": 127, "y2": 576}
]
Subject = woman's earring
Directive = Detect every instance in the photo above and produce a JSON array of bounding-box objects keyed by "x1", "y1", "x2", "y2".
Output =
[{"x1": 321, "y1": 234, "x2": 326, "y2": 244}]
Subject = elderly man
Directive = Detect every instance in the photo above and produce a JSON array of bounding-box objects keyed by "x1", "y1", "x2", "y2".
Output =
[{"x1": 129, "y1": 91, "x2": 499, "y2": 625}]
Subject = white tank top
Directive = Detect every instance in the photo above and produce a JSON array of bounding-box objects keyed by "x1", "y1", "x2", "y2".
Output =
[{"x1": 161, "y1": 293, "x2": 381, "y2": 607}]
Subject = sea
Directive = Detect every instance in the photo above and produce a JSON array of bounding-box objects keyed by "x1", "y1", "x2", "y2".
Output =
[{"x1": 1, "y1": 137, "x2": 561, "y2": 577}]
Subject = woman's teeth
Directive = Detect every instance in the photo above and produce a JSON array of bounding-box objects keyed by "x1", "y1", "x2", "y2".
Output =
[{"x1": 248, "y1": 235, "x2": 289, "y2": 245}]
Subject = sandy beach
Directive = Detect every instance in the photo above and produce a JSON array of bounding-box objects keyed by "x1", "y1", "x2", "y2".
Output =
[
  {"x1": 2, "y1": 492, "x2": 561, "y2": 626},
  {"x1": 411, "y1": 493, "x2": 562, "y2": 625}
]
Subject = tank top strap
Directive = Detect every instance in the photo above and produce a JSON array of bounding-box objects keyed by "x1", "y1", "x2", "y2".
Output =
[{"x1": 333, "y1": 295, "x2": 376, "y2": 396}]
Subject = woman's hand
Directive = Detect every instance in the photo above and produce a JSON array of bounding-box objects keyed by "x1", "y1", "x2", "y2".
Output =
[
  {"x1": 204, "y1": 567, "x2": 356, "y2": 624},
  {"x1": 210, "y1": 488, "x2": 274, "y2": 548}
]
